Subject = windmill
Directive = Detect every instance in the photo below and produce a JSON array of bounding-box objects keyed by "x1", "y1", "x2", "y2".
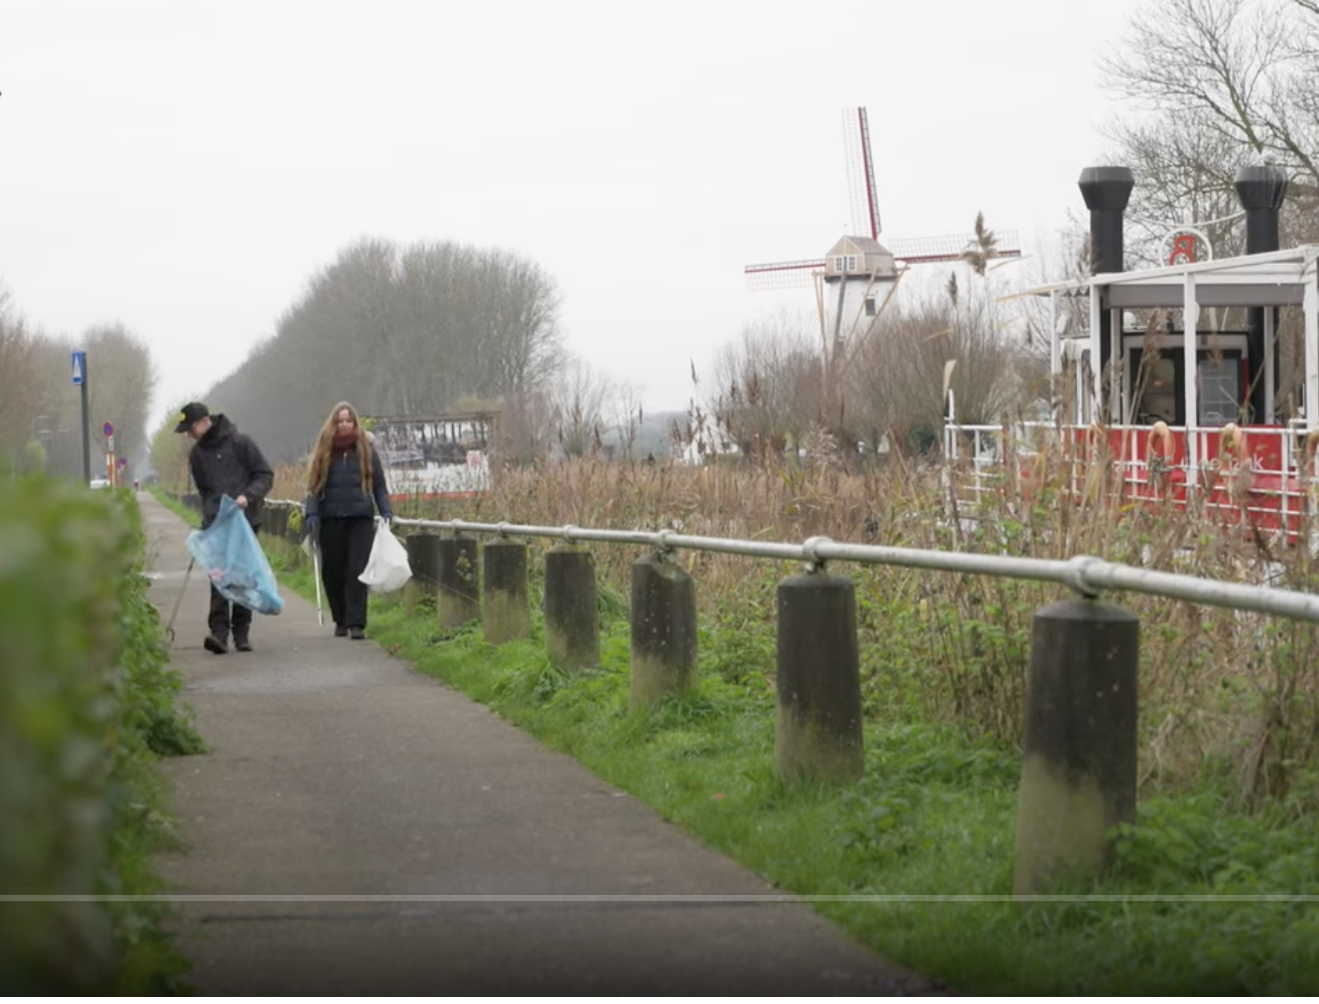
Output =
[{"x1": 745, "y1": 108, "x2": 1023, "y2": 357}]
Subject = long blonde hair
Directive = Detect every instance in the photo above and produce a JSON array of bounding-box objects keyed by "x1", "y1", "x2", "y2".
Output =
[{"x1": 306, "y1": 401, "x2": 374, "y2": 496}]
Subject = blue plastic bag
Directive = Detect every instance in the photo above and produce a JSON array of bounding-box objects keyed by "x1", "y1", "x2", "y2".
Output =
[{"x1": 186, "y1": 496, "x2": 284, "y2": 615}]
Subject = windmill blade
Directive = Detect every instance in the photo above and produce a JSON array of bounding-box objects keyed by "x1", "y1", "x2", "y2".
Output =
[
  {"x1": 887, "y1": 230, "x2": 1024, "y2": 266},
  {"x1": 744, "y1": 258, "x2": 825, "y2": 291},
  {"x1": 843, "y1": 107, "x2": 881, "y2": 240}
]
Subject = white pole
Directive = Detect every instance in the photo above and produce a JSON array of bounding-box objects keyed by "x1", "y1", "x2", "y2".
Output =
[
  {"x1": 1306, "y1": 275, "x2": 1319, "y2": 435},
  {"x1": 1089, "y1": 281, "x2": 1102, "y2": 423},
  {"x1": 1265, "y1": 308, "x2": 1276, "y2": 423},
  {"x1": 1049, "y1": 291, "x2": 1061, "y2": 378},
  {"x1": 1184, "y1": 272, "x2": 1200, "y2": 476},
  {"x1": 1111, "y1": 307, "x2": 1124, "y2": 425}
]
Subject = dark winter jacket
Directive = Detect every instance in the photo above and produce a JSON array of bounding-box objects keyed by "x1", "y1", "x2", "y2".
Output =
[
  {"x1": 304, "y1": 442, "x2": 392, "y2": 522},
  {"x1": 188, "y1": 414, "x2": 274, "y2": 529}
]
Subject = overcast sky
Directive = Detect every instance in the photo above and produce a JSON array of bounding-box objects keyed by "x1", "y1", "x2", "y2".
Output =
[{"x1": 3, "y1": 0, "x2": 1143, "y2": 420}]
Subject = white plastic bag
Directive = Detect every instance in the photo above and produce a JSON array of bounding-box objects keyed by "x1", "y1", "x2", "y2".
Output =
[{"x1": 358, "y1": 519, "x2": 412, "y2": 594}]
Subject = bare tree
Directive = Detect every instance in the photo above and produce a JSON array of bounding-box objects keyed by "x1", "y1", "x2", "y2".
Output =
[
  {"x1": 549, "y1": 356, "x2": 613, "y2": 458},
  {"x1": 848, "y1": 256, "x2": 1043, "y2": 454},
  {"x1": 707, "y1": 308, "x2": 821, "y2": 459},
  {"x1": 1099, "y1": 0, "x2": 1319, "y2": 250},
  {"x1": 0, "y1": 288, "x2": 41, "y2": 469},
  {"x1": 201, "y1": 237, "x2": 564, "y2": 463}
]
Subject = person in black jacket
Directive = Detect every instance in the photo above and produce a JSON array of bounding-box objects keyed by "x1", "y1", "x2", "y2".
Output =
[
  {"x1": 302, "y1": 401, "x2": 393, "y2": 639},
  {"x1": 175, "y1": 401, "x2": 274, "y2": 654}
]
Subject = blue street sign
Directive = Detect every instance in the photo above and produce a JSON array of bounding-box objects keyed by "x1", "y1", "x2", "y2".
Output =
[
  {"x1": 102, "y1": 421, "x2": 114, "y2": 438},
  {"x1": 71, "y1": 351, "x2": 86, "y2": 386}
]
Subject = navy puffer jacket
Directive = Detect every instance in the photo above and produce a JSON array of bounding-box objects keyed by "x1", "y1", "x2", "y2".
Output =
[{"x1": 305, "y1": 443, "x2": 392, "y2": 521}]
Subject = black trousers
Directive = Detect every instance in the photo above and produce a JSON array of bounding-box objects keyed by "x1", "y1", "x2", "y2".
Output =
[
  {"x1": 319, "y1": 516, "x2": 375, "y2": 629},
  {"x1": 208, "y1": 584, "x2": 253, "y2": 641}
]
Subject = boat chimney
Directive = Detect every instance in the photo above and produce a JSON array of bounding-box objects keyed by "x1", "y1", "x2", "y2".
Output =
[
  {"x1": 1235, "y1": 162, "x2": 1288, "y2": 421},
  {"x1": 1078, "y1": 166, "x2": 1135, "y2": 383}
]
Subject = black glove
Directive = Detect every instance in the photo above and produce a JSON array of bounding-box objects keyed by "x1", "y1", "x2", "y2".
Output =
[{"x1": 305, "y1": 514, "x2": 319, "y2": 539}]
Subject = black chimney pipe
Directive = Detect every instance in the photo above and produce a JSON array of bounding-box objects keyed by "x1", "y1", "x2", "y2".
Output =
[
  {"x1": 1234, "y1": 163, "x2": 1288, "y2": 422},
  {"x1": 1079, "y1": 167, "x2": 1135, "y2": 385}
]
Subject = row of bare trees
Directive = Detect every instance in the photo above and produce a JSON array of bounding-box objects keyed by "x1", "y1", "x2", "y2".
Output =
[
  {"x1": 1, "y1": 287, "x2": 158, "y2": 483},
  {"x1": 149, "y1": 237, "x2": 566, "y2": 473}
]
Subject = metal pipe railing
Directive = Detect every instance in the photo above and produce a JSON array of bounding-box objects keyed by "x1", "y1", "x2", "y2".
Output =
[{"x1": 263, "y1": 500, "x2": 1319, "y2": 624}]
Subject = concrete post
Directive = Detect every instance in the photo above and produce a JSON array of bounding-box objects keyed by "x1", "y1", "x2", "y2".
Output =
[
  {"x1": 629, "y1": 553, "x2": 697, "y2": 708},
  {"x1": 775, "y1": 572, "x2": 863, "y2": 784},
  {"x1": 1013, "y1": 598, "x2": 1138, "y2": 897},
  {"x1": 543, "y1": 546, "x2": 599, "y2": 669},
  {"x1": 261, "y1": 505, "x2": 288, "y2": 541},
  {"x1": 483, "y1": 538, "x2": 530, "y2": 644},
  {"x1": 437, "y1": 533, "x2": 480, "y2": 627},
  {"x1": 281, "y1": 507, "x2": 300, "y2": 544},
  {"x1": 404, "y1": 533, "x2": 441, "y2": 614}
]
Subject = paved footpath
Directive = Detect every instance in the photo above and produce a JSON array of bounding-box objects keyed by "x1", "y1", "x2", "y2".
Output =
[{"x1": 141, "y1": 494, "x2": 947, "y2": 995}]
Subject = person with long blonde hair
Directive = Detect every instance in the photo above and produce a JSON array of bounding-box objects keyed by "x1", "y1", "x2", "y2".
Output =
[{"x1": 303, "y1": 402, "x2": 393, "y2": 639}]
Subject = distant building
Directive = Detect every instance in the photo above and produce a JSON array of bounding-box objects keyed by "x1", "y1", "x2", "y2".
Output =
[{"x1": 365, "y1": 410, "x2": 497, "y2": 498}]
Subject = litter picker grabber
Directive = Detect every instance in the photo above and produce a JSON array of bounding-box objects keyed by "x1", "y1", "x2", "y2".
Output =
[
  {"x1": 312, "y1": 542, "x2": 325, "y2": 626},
  {"x1": 164, "y1": 556, "x2": 196, "y2": 649}
]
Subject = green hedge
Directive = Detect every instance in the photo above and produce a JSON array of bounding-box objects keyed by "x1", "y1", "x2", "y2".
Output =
[{"x1": 0, "y1": 478, "x2": 202, "y2": 993}]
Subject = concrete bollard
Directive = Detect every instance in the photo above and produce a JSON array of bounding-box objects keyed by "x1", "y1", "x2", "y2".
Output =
[
  {"x1": 630, "y1": 553, "x2": 697, "y2": 708},
  {"x1": 437, "y1": 533, "x2": 480, "y2": 627},
  {"x1": 483, "y1": 538, "x2": 531, "y2": 644},
  {"x1": 775, "y1": 572, "x2": 863, "y2": 784},
  {"x1": 261, "y1": 506, "x2": 287, "y2": 540},
  {"x1": 1013, "y1": 598, "x2": 1138, "y2": 897},
  {"x1": 543, "y1": 546, "x2": 599, "y2": 670},
  {"x1": 404, "y1": 533, "x2": 441, "y2": 614},
  {"x1": 279, "y1": 503, "x2": 300, "y2": 543}
]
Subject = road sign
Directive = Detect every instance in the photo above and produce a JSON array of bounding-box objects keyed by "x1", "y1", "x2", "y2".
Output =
[
  {"x1": 107, "y1": 435, "x2": 115, "y2": 453},
  {"x1": 71, "y1": 351, "x2": 86, "y2": 386},
  {"x1": 117, "y1": 457, "x2": 128, "y2": 469},
  {"x1": 102, "y1": 421, "x2": 114, "y2": 438}
]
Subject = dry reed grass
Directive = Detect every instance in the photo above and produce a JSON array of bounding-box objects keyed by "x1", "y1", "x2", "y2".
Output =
[{"x1": 270, "y1": 443, "x2": 1319, "y2": 809}]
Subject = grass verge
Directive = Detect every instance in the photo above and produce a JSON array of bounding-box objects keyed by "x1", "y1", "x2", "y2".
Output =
[{"x1": 337, "y1": 589, "x2": 1319, "y2": 995}]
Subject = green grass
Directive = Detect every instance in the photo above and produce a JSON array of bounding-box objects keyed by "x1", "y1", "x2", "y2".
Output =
[
  {"x1": 149, "y1": 485, "x2": 199, "y2": 522},
  {"x1": 263, "y1": 552, "x2": 1319, "y2": 994}
]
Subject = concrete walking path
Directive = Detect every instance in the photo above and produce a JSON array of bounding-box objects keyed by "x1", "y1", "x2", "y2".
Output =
[{"x1": 141, "y1": 494, "x2": 945, "y2": 995}]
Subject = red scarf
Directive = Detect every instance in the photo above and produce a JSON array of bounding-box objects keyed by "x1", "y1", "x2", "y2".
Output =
[{"x1": 332, "y1": 430, "x2": 357, "y2": 453}]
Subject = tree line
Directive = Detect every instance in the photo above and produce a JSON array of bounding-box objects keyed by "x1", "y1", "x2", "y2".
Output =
[
  {"x1": 150, "y1": 236, "x2": 564, "y2": 481},
  {"x1": 0, "y1": 287, "x2": 156, "y2": 485}
]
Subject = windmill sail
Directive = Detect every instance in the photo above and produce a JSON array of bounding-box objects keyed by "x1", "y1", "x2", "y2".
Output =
[{"x1": 843, "y1": 107, "x2": 881, "y2": 240}]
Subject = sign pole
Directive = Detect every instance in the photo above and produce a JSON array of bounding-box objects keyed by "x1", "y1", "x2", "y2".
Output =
[
  {"x1": 102, "y1": 423, "x2": 116, "y2": 488},
  {"x1": 72, "y1": 351, "x2": 92, "y2": 486}
]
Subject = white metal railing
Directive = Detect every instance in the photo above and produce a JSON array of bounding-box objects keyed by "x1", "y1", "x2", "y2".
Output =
[
  {"x1": 261, "y1": 500, "x2": 1319, "y2": 623},
  {"x1": 943, "y1": 421, "x2": 1317, "y2": 530}
]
